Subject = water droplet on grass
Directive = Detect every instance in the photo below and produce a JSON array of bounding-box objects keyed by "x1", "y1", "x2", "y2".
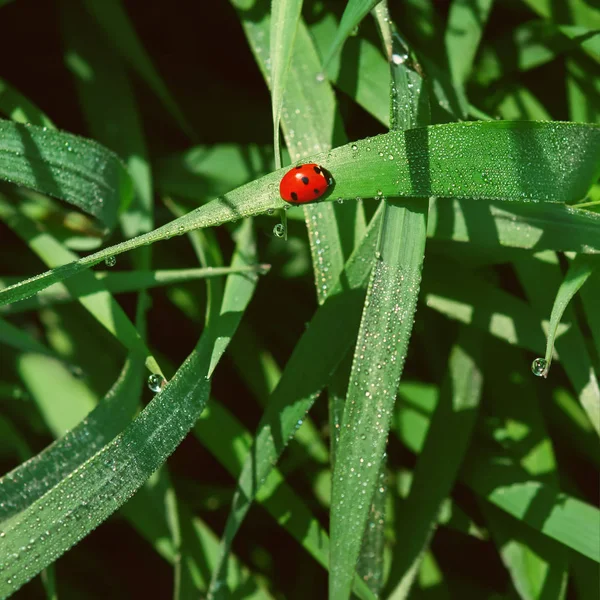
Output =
[
  {"x1": 273, "y1": 223, "x2": 285, "y2": 238},
  {"x1": 531, "y1": 358, "x2": 548, "y2": 377},
  {"x1": 104, "y1": 256, "x2": 116, "y2": 267},
  {"x1": 147, "y1": 373, "x2": 166, "y2": 393}
]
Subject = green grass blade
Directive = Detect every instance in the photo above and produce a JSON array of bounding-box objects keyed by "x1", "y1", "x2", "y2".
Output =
[
  {"x1": 385, "y1": 331, "x2": 483, "y2": 598},
  {"x1": 270, "y1": 0, "x2": 303, "y2": 168},
  {"x1": 206, "y1": 207, "x2": 383, "y2": 599},
  {"x1": 580, "y1": 269, "x2": 600, "y2": 357},
  {"x1": 0, "y1": 194, "x2": 162, "y2": 375},
  {"x1": 0, "y1": 316, "x2": 61, "y2": 358},
  {"x1": 536, "y1": 256, "x2": 597, "y2": 382},
  {"x1": 1, "y1": 121, "x2": 598, "y2": 309},
  {"x1": 322, "y1": 0, "x2": 382, "y2": 71},
  {"x1": 82, "y1": 0, "x2": 194, "y2": 138},
  {"x1": 0, "y1": 220, "x2": 259, "y2": 597},
  {"x1": 0, "y1": 119, "x2": 133, "y2": 230},
  {"x1": 2, "y1": 266, "x2": 269, "y2": 315},
  {"x1": 0, "y1": 77, "x2": 54, "y2": 127}
]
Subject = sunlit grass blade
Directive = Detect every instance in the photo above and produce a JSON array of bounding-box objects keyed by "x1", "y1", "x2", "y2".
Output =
[
  {"x1": 270, "y1": 0, "x2": 303, "y2": 169},
  {"x1": 0, "y1": 77, "x2": 54, "y2": 127},
  {"x1": 1, "y1": 265, "x2": 270, "y2": 315},
  {"x1": 0, "y1": 193, "x2": 162, "y2": 376},
  {"x1": 521, "y1": 0, "x2": 600, "y2": 33},
  {"x1": 0, "y1": 316, "x2": 61, "y2": 358},
  {"x1": 0, "y1": 219, "x2": 259, "y2": 597},
  {"x1": 533, "y1": 255, "x2": 597, "y2": 380},
  {"x1": 1, "y1": 121, "x2": 598, "y2": 309},
  {"x1": 322, "y1": 0, "x2": 382, "y2": 72},
  {"x1": 82, "y1": 0, "x2": 195, "y2": 138},
  {"x1": 0, "y1": 119, "x2": 133, "y2": 230},
  {"x1": 206, "y1": 207, "x2": 383, "y2": 599},
  {"x1": 385, "y1": 331, "x2": 483, "y2": 598}
]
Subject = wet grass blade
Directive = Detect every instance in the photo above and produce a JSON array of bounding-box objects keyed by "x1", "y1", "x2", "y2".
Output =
[
  {"x1": 83, "y1": 0, "x2": 194, "y2": 138},
  {"x1": 270, "y1": 0, "x2": 303, "y2": 168},
  {"x1": 0, "y1": 220, "x2": 259, "y2": 597},
  {"x1": 0, "y1": 121, "x2": 598, "y2": 308},
  {"x1": 385, "y1": 331, "x2": 484, "y2": 598},
  {"x1": 206, "y1": 208, "x2": 383, "y2": 599},
  {"x1": 0, "y1": 119, "x2": 133, "y2": 230}
]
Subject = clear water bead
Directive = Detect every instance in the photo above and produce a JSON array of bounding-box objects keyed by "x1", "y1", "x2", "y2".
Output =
[
  {"x1": 147, "y1": 373, "x2": 166, "y2": 393},
  {"x1": 531, "y1": 358, "x2": 548, "y2": 377},
  {"x1": 273, "y1": 223, "x2": 285, "y2": 238},
  {"x1": 104, "y1": 256, "x2": 116, "y2": 267}
]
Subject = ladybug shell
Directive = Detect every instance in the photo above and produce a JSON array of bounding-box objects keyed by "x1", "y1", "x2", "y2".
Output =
[{"x1": 279, "y1": 163, "x2": 330, "y2": 204}]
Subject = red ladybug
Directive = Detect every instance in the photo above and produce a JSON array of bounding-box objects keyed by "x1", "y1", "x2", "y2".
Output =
[{"x1": 279, "y1": 163, "x2": 331, "y2": 204}]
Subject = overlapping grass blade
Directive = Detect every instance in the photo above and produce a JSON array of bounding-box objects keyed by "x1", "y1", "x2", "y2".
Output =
[
  {"x1": 0, "y1": 220, "x2": 259, "y2": 597},
  {"x1": 206, "y1": 208, "x2": 383, "y2": 599},
  {"x1": 322, "y1": 0, "x2": 382, "y2": 72},
  {"x1": 0, "y1": 316, "x2": 61, "y2": 358},
  {"x1": 0, "y1": 119, "x2": 133, "y2": 230},
  {"x1": 0, "y1": 121, "x2": 598, "y2": 309},
  {"x1": 82, "y1": 0, "x2": 194, "y2": 138},
  {"x1": 0, "y1": 77, "x2": 54, "y2": 127},
  {"x1": 385, "y1": 331, "x2": 483, "y2": 598}
]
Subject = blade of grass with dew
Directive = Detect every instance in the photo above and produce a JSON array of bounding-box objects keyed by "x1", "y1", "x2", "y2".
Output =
[
  {"x1": 0, "y1": 119, "x2": 133, "y2": 230},
  {"x1": 0, "y1": 194, "x2": 163, "y2": 376},
  {"x1": 0, "y1": 358, "x2": 142, "y2": 521},
  {"x1": 428, "y1": 198, "x2": 600, "y2": 255},
  {"x1": 0, "y1": 219, "x2": 260, "y2": 597},
  {"x1": 205, "y1": 207, "x2": 384, "y2": 599},
  {"x1": 392, "y1": 384, "x2": 600, "y2": 562},
  {"x1": 513, "y1": 253, "x2": 599, "y2": 434},
  {"x1": 0, "y1": 316, "x2": 61, "y2": 358},
  {"x1": 82, "y1": 0, "x2": 194, "y2": 138},
  {"x1": 269, "y1": 0, "x2": 303, "y2": 170},
  {"x1": 533, "y1": 255, "x2": 597, "y2": 380},
  {"x1": 384, "y1": 331, "x2": 484, "y2": 599},
  {"x1": 1, "y1": 120, "x2": 598, "y2": 308},
  {"x1": 329, "y1": 11, "x2": 429, "y2": 596},
  {"x1": 1, "y1": 266, "x2": 269, "y2": 315},
  {"x1": 0, "y1": 77, "x2": 54, "y2": 127},
  {"x1": 321, "y1": 0, "x2": 382, "y2": 73},
  {"x1": 231, "y1": 0, "x2": 345, "y2": 301}
]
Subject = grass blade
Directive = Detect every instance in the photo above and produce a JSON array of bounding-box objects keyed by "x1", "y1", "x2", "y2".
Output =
[
  {"x1": 0, "y1": 77, "x2": 54, "y2": 127},
  {"x1": 0, "y1": 119, "x2": 133, "y2": 230}
]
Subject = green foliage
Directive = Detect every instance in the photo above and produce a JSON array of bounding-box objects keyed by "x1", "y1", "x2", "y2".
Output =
[{"x1": 0, "y1": 1, "x2": 599, "y2": 599}]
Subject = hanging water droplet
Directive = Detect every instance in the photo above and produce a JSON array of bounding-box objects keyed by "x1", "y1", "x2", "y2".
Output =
[
  {"x1": 316, "y1": 72, "x2": 325, "y2": 83},
  {"x1": 105, "y1": 256, "x2": 116, "y2": 267},
  {"x1": 267, "y1": 208, "x2": 275, "y2": 215},
  {"x1": 391, "y1": 52, "x2": 408, "y2": 65},
  {"x1": 350, "y1": 25, "x2": 359, "y2": 36},
  {"x1": 273, "y1": 223, "x2": 285, "y2": 238},
  {"x1": 336, "y1": 198, "x2": 344, "y2": 204},
  {"x1": 147, "y1": 373, "x2": 166, "y2": 393},
  {"x1": 531, "y1": 358, "x2": 548, "y2": 377}
]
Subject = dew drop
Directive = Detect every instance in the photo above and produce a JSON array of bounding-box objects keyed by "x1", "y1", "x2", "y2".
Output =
[
  {"x1": 273, "y1": 223, "x2": 286, "y2": 238},
  {"x1": 531, "y1": 358, "x2": 548, "y2": 377},
  {"x1": 316, "y1": 72, "x2": 325, "y2": 83},
  {"x1": 147, "y1": 373, "x2": 166, "y2": 393},
  {"x1": 104, "y1": 256, "x2": 116, "y2": 267},
  {"x1": 351, "y1": 144, "x2": 358, "y2": 151}
]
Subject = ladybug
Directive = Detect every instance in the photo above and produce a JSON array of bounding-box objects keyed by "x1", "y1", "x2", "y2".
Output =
[{"x1": 279, "y1": 163, "x2": 331, "y2": 204}]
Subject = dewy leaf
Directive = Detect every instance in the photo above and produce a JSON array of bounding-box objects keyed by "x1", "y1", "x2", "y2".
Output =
[
  {"x1": 0, "y1": 121, "x2": 598, "y2": 309},
  {"x1": 0, "y1": 220, "x2": 259, "y2": 597},
  {"x1": 270, "y1": 0, "x2": 303, "y2": 168},
  {"x1": 322, "y1": 0, "x2": 382, "y2": 71},
  {"x1": 206, "y1": 208, "x2": 383, "y2": 599},
  {"x1": 0, "y1": 120, "x2": 132, "y2": 230}
]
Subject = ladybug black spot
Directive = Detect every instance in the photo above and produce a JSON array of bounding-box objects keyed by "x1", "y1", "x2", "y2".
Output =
[
  {"x1": 291, "y1": 191, "x2": 298, "y2": 201},
  {"x1": 295, "y1": 165, "x2": 302, "y2": 169},
  {"x1": 314, "y1": 189, "x2": 320, "y2": 194},
  {"x1": 313, "y1": 166, "x2": 322, "y2": 174},
  {"x1": 301, "y1": 176, "x2": 310, "y2": 185}
]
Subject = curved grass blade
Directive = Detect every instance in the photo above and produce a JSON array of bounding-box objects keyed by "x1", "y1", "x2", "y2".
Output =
[
  {"x1": 322, "y1": 0, "x2": 382, "y2": 72},
  {"x1": 579, "y1": 269, "x2": 600, "y2": 357},
  {"x1": 270, "y1": 0, "x2": 303, "y2": 168},
  {"x1": 0, "y1": 77, "x2": 54, "y2": 127},
  {"x1": 82, "y1": 0, "x2": 195, "y2": 138},
  {"x1": 0, "y1": 316, "x2": 61, "y2": 358},
  {"x1": 0, "y1": 120, "x2": 133, "y2": 230},
  {"x1": 533, "y1": 255, "x2": 597, "y2": 381},
  {"x1": 2, "y1": 266, "x2": 269, "y2": 315},
  {"x1": 206, "y1": 208, "x2": 383, "y2": 599},
  {"x1": 0, "y1": 121, "x2": 598, "y2": 309},
  {"x1": 0, "y1": 219, "x2": 259, "y2": 597},
  {"x1": 385, "y1": 331, "x2": 483, "y2": 598},
  {"x1": 0, "y1": 194, "x2": 162, "y2": 375}
]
